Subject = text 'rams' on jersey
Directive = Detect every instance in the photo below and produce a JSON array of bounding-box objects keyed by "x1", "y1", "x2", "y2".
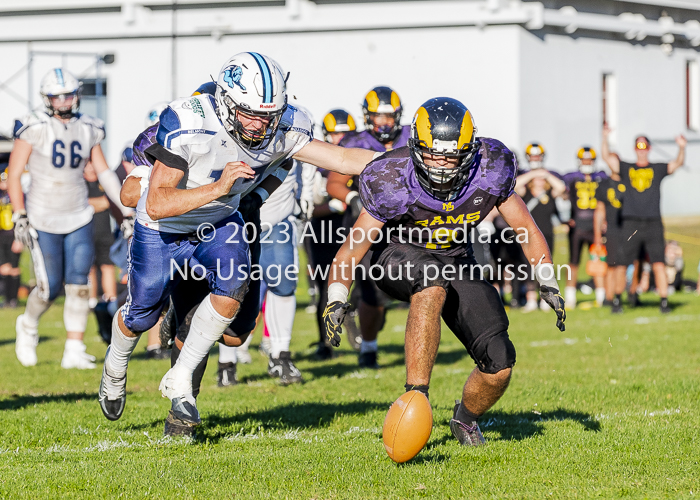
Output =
[
  {"x1": 13, "y1": 111, "x2": 105, "y2": 234},
  {"x1": 359, "y1": 138, "x2": 517, "y2": 257},
  {"x1": 136, "y1": 94, "x2": 313, "y2": 234}
]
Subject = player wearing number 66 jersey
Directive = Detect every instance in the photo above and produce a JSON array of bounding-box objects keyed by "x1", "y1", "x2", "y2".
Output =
[{"x1": 7, "y1": 68, "x2": 133, "y2": 369}]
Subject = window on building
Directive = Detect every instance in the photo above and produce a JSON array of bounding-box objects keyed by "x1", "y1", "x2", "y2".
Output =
[
  {"x1": 603, "y1": 73, "x2": 617, "y2": 146},
  {"x1": 687, "y1": 60, "x2": 699, "y2": 131}
]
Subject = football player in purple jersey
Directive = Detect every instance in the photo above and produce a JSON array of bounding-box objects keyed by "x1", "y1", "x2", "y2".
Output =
[
  {"x1": 326, "y1": 86, "x2": 410, "y2": 368},
  {"x1": 323, "y1": 98, "x2": 566, "y2": 446}
]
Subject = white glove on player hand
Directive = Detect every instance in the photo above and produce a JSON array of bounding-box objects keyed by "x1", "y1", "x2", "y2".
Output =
[
  {"x1": 121, "y1": 215, "x2": 135, "y2": 240},
  {"x1": 12, "y1": 211, "x2": 37, "y2": 247}
]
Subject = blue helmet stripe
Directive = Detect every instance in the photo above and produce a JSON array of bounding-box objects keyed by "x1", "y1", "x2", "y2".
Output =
[
  {"x1": 249, "y1": 52, "x2": 272, "y2": 104},
  {"x1": 55, "y1": 68, "x2": 64, "y2": 86}
]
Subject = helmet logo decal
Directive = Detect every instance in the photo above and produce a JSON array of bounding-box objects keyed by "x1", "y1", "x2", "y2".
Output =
[{"x1": 223, "y1": 65, "x2": 246, "y2": 91}]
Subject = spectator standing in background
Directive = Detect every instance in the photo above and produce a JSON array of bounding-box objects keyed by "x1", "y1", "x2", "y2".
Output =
[
  {"x1": 84, "y1": 160, "x2": 117, "y2": 310},
  {"x1": 601, "y1": 125, "x2": 686, "y2": 313},
  {"x1": 0, "y1": 162, "x2": 22, "y2": 308},
  {"x1": 514, "y1": 145, "x2": 566, "y2": 312}
]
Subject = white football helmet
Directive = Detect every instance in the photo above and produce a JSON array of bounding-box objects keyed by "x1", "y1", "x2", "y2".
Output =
[
  {"x1": 145, "y1": 102, "x2": 169, "y2": 127},
  {"x1": 40, "y1": 68, "x2": 82, "y2": 118},
  {"x1": 215, "y1": 52, "x2": 288, "y2": 150}
]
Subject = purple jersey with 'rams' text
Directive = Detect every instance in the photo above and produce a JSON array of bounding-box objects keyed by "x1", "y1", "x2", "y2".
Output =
[{"x1": 359, "y1": 138, "x2": 517, "y2": 257}]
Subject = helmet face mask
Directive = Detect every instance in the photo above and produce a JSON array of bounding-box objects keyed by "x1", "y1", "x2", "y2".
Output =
[
  {"x1": 577, "y1": 147, "x2": 597, "y2": 175},
  {"x1": 409, "y1": 98, "x2": 480, "y2": 200},
  {"x1": 525, "y1": 143, "x2": 545, "y2": 169},
  {"x1": 215, "y1": 52, "x2": 288, "y2": 150},
  {"x1": 362, "y1": 86, "x2": 402, "y2": 144},
  {"x1": 40, "y1": 68, "x2": 82, "y2": 118}
]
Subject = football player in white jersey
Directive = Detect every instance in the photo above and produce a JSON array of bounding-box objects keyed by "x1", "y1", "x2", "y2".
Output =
[
  {"x1": 8, "y1": 68, "x2": 133, "y2": 369},
  {"x1": 99, "y1": 52, "x2": 375, "y2": 429}
]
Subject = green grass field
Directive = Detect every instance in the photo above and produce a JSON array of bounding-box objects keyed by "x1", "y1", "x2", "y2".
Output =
[{"x1": 1, "y1": 224, "x2": 699, "y2": 499}]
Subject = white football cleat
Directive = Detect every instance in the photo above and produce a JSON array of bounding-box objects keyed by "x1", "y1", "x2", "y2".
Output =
[
  {"x1": 15, "y1": 314, "x2": 38, "y2": 367},
  {"x1": 61, "y1": 342, "x2": 96, "y2": 369}
]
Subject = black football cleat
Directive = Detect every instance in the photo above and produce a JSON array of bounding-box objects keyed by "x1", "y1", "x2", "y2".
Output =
[
  {"x1": 358, "y1": 351, "x2": 379, "y2": 369},
  {"x1": 611, "y1": 296, "x2": 624, "y2": 314},
  {"x1": 98, "y1": 356, "x2": 127, "y2": 421},
  {"x1": 450, "y1": 401, "x2": 486, "y2": 446},
  {"x1": 145, "y1": 347, "x2": 170, "y2": 360},
  {"x1": 268, "y1": 351, "x2": 303, "y2": 386},
  {"x1": 660, "y1": 298, "x2": 671, "y2": 314},
  {"x1": 164, "y1": 410, "x2": 197, "y2": 438},
  {"x1": 217, "y1": 361, "x2": 238, "y2": 387},
  {"x1": 313, "y1": 342, "x2": 334, "y2": 361}
]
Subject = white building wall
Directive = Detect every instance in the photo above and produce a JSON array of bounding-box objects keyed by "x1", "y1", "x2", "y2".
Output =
[
  {"x1": 519, "y1": 30, "x2": 700, "y2": 215},
  {"x1": 0, "y1": 25, "x2": 521, "y2": 168},
  {"x1": 0, "y1": 0, "x2": 698, "y2": 215}
]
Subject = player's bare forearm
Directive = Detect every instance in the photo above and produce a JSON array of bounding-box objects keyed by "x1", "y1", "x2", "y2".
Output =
[
  {"x1": 328, "y1": 210, "x2": 384, "y2": 291},
  {"x1": 668, "y1": 144, "x2": 685, "y2": 174},
  {"x1": 7, "y1": 139, "x2": 32, "y2": 212},
  {"x1": 326, "y1": 172, "x2": 353, "y2": 202},
  {"x1": 601, "y1": 126, "x2": 620, "y2": 174},
  {"x1": 121, "y1": 177, "x2": 142, "y2": 208},
  {"x1": 498, "y1": 193, "x2": 552, "y2": 265},
  {"x1": 293, "y1": 139, "x2": 375, "y2": 176},
  {"x1": 146, "y1": 160, "x2": 224, "y2": 220},
  {"x1": 547, "y1": 173, "x2": 566, "y2": 197}
]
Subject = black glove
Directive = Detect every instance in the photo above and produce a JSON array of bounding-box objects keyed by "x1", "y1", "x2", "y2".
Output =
[
  {"x1": 322, "y1": 300, "x2": 351, "y2": 347},
  {"x1": 540, "y1": 285, "x2": 566, "y2": 332}
]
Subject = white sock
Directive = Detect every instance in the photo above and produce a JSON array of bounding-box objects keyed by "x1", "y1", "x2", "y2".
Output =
[
  {"x1": 595, "y1": 287, "x2": 606, "y2": 306},
  {"x1": 64, "y1": 338, "x2": 85, "y2": 352},
  {"x1": 219, "y1": 344, "x2": 238, "y2": 364},
  {"x1": 106, "y1": 310, "x2": 140, "y2": 377},
  {"x1": 175, "y1": 294, "x2": 233, "y2": 376},
  {"x1": 239, "y1": 331, "x2": 254, "y2": 351},
  {"x1": 565, "y1": 286, "x2": 577, "y2": 306},
  {"x1": 64, "y1": 284, "x2": 90, "y2": 333},
  {"x1": 265, "y1": 292, "x2": 295, "y2": 358},
  {"x1": 360, "y1": 339, "x2": 378, "y2": 354},
  {"x1": 24, "y1": 288, "x2": 51, "y2": 332}
]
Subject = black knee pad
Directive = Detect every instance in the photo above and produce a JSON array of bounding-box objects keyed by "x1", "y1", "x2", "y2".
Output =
[{"x1": 472, "y1": 331, "x2": 516, "y2": 374}]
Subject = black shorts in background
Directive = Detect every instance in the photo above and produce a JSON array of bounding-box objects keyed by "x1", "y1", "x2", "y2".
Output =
[
  {"x1": 92, "y1": 210, "x2": 115, "y2": 267},
  {"x1": 620, "y1": 218, "x2": 665, "y2": 265},
  {"x1": 568, "y1": 227, "x2": 595, "y2": 265},
  {"x1": 0, "y1": 231, "x2": 20, "y2": 267},
  {"x1": 603, "y1": 225, "x2": 625, "y2": 267}
]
